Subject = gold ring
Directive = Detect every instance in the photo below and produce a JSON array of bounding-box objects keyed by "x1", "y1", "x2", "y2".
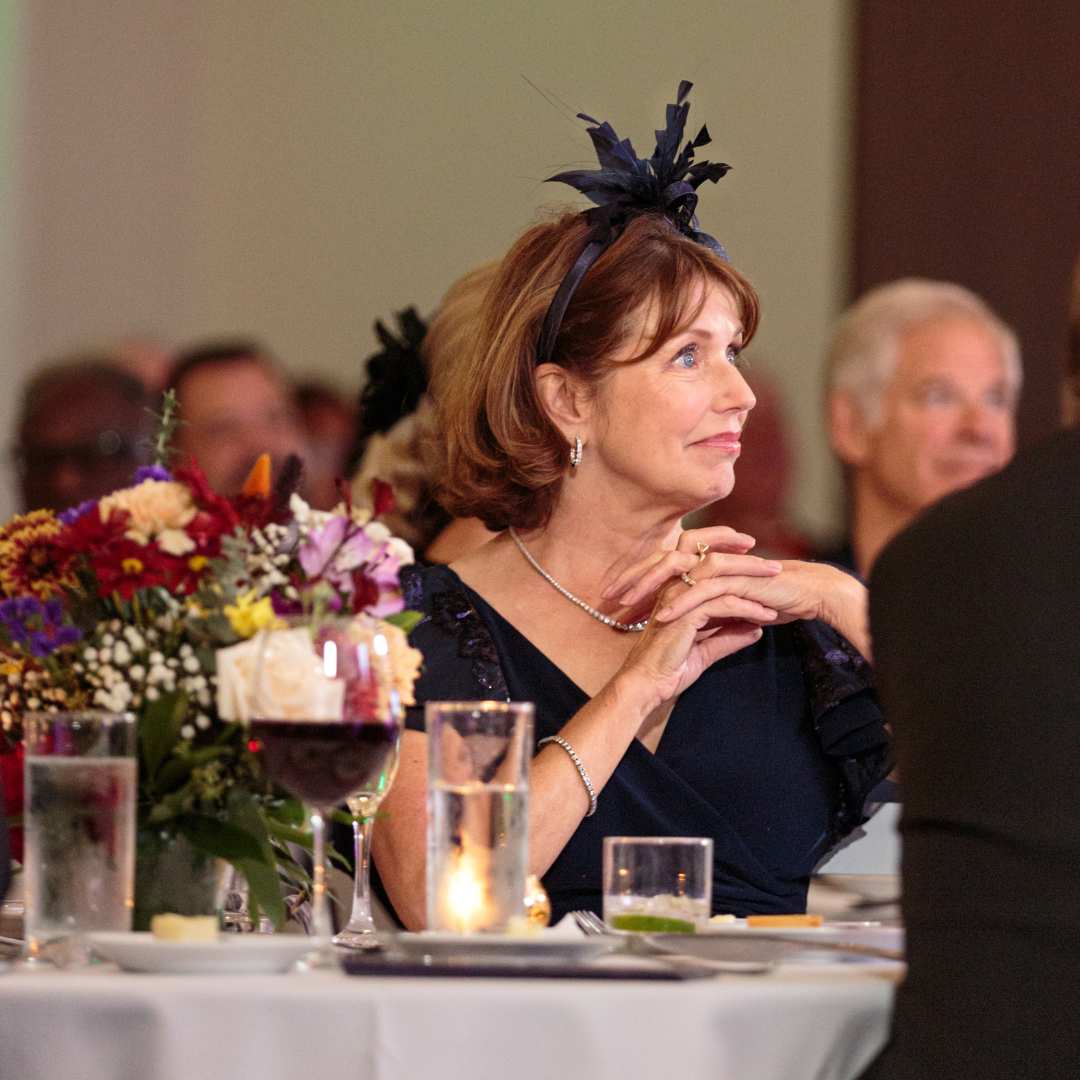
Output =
[
  {"x1": 696, "y1": 542, "x2": 710, "y2": 563},
  {"x1": 680, "y1": 572, "x2": 697, "y2": 588}
]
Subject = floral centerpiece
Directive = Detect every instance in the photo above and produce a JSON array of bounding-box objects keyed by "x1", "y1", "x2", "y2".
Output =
[{"x1": 0, "y1": 398, "x2": 421, "y2": 928}]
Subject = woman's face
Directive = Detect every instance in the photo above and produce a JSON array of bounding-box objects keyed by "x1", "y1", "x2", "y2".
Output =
[{"x1": 586, "y1": 281, "x2": 756, "y2": 514}]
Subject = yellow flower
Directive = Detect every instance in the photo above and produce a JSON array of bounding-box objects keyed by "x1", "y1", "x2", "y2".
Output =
[{"x1": 224, "y1": 591, "x2": 283, "y2": 639}]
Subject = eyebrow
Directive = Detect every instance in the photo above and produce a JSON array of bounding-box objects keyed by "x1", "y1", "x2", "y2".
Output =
[{"x1": 679, "y1": 325, "x2": 745, "y2": 342}]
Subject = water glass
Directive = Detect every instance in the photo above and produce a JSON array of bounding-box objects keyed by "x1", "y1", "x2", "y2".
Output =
[
  {"x1": 425, "y1": 701, "x2": 533, "y2": 933},
  {"x1": 603, "y1": 836, "x2": 713, "y2": 931},
  {"x1": 23, "y1": 711, "x2": 137, "y2": 963}
]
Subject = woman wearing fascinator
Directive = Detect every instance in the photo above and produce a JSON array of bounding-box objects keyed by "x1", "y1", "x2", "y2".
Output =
[{"x1": 373, "y1": 82, "x2": 891, "y2": 927}]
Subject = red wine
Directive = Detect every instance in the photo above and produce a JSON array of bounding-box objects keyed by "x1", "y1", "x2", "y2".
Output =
[{"x1": 251, "y1": 720, "x2": 401, "y2": 808}]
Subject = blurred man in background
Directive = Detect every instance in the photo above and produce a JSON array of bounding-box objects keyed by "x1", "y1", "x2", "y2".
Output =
[
  {"x1": 861, "y1": 262, "x2": 1080, "y2": 1080},
  {"x1": 168, "y1": 339, "x2": 307, "y2": 496},
  {"x1": 13, "y1": 357, "x2": 152, "y2": 512},
  {"x1": 824, "y1": 279, "x2": 1021, "y2": 576},
  {"x1": 113, "y1": 337, "x2": 173, "y2": 398},
  {"x1": 295, "y1": 380, "x2": 355, "y2": 510}
]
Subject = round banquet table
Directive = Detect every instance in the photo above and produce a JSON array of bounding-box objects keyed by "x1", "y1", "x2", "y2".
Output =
[{"x1": 0, "y1": 959, "x2": 896, "y2": 1080}]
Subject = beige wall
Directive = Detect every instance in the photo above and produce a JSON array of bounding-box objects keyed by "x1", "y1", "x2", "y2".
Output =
[{"x1": 4, "y1": 0, "x2": 852, "y2": 536}]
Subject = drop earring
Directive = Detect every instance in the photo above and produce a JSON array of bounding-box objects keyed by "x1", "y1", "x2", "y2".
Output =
[{"x1": 569, "y1": 436, "x2": 583, "y2": 468}]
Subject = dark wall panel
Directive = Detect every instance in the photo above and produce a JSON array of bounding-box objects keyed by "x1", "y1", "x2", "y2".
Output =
[{"x1": 855, "y1": 2, "x2": 1080, "y2": 441}]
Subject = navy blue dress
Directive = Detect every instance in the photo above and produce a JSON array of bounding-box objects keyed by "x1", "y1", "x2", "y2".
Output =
[{"x1": 391, "y1": 563, "x2": 890, "y2": 925}]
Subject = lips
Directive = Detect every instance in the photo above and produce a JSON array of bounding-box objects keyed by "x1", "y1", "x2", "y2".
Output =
[{"x1": 693, "y1": 432, "x2": 742, "y2": 453}]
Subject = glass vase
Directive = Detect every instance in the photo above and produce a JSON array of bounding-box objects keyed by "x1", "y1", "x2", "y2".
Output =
[{"x1": 133, "y1": 828, "x2": 229, "y2": 931}]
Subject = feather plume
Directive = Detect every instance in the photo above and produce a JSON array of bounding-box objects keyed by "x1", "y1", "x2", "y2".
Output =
[
  {"x1": 545, "y1": 80, "x2": 730, "y2": 255},
  {"x1": 536, "y1": 81, "x2": 731, "y2": 362}
]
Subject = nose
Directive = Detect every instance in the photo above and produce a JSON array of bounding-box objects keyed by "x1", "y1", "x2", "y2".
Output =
[
  {"x1": 714, "y1": 364, "x2": 756, "y2": 417},
  {"x1": 956, "y1": 400, "x2": 1000, "y2": 444}
]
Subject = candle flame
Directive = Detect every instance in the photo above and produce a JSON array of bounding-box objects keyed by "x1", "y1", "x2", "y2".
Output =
[{"x1": 446, "y1": 850, "x2": 488, "y2": 932}]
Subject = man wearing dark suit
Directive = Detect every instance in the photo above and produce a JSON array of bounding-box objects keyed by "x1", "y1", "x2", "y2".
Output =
[{"x1": 862, "y1": 416, "x2": 1080, "y2": 1075}]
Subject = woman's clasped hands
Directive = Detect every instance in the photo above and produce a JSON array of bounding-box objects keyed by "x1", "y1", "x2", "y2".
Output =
[{"x1": 607, "y1": 526, "x2": 867, "y2": 706}]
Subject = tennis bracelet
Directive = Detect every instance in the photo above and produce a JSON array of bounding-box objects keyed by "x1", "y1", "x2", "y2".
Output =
[{"x1": 538, "y1": 734, "x2": 598, "y2": 817}]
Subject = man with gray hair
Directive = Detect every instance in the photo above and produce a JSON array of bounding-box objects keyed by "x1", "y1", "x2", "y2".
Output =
[
  {"x1": 825, "y1": 278, "x2": 1022, "y2": 576},
  {"x1": 858, "y1": 265, "x2": 1079, "y2": 1080}
]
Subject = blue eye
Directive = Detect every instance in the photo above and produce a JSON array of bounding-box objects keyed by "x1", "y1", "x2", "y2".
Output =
[
  {"x1": 673, "y1": 344, "x2": 698, "y2": 369},
  {"x1": 725, "y1": 345, "x2": 742, "y2": 366}
]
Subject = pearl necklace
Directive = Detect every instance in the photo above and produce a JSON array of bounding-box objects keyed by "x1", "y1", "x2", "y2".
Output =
[{"x1": 508, "y1": 527, "x2": 649, "y2": 633}]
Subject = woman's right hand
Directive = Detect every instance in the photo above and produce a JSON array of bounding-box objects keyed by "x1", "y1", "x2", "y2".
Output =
[{"x1": 615, "y1": 573, "x2": 778, "y2": 711}]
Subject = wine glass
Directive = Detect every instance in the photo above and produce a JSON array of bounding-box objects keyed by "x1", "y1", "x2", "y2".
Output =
[
  {"x1": 332, "y1": 746, "x2": 400, "y2": 949},
  {"x1": 251, "y1": 615, "x2": 402, "y2": 959}
]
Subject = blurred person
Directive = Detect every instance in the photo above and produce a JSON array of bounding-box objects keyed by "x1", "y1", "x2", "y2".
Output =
[
  {"x1": 295, "y1": 380, "x2": 356, "y2": 510},
  {"x1": 687, "y1": 370, "x2": 812, "y2": 559},
  {"x1": 824, "y1": 279, "x2": 1021, "y2": 576},
  {"x1": 349, "y1": 266, "x2": 498, "y2": 562},
  {"x1": 859, "y1": 260, "x2": 1080, "y2": 1080},
  {"x1": 13, "y1": 357, "x2": 152, "y2": 512},
  {"x1": 168, "y1": 339, "x2": 307, "y2": 496},
  {"x1": 113, "y1": 337, "x2": 173, "y2": 397},
  {"x1": 374, "y1": 84, "x2": 889, "y2": 929}
]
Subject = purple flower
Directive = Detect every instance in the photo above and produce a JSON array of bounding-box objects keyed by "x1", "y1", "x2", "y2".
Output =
[
  {"x1": 0, "y1": 592, "x2": 80, "y2": 657},
  {"x1": 58, "y1": 499, "x2": 97, "y2": 525},
  {"x1": 54, "y1": 625, "x2": 82, "y2": 648},
  {"x1": 299, "y1": 517, "x2": 378, "y2": 591},
  {"x1": 133, "y1": 464, "x2": 173, "y2": 484},
  {"x1": 14, "y1": 597, "x2": 41, "y2": 620}
]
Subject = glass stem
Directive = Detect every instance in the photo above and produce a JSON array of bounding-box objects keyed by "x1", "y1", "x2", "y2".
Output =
[
  {"x1": 309, "y1": 808, "x2": 333, "y2": 938},
  {"x1": 347, "y1": 815, "x2": 376, "y2": 930}
]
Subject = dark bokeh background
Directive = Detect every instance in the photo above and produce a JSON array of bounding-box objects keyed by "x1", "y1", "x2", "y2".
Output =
[{"x1": 855, "y1": 2, "x2": 1080, "y2": 443}]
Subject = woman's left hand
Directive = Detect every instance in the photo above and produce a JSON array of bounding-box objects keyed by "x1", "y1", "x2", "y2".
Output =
[{"x1": 653, "y1": 560, "x2": 871, "y2": 659}]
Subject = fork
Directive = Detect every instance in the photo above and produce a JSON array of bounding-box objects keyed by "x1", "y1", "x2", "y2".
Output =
[
  {"x1": 569, "y1": 910, "x2": 773, "y2": 975},
  {"x1": 571, "y1": 910, "x2": 607, "y2": 935}
]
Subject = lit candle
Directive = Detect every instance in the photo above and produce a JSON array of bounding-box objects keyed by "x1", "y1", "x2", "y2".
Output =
[{"x1": 444, "y1": 849, "x2": 490, "y2": 933}]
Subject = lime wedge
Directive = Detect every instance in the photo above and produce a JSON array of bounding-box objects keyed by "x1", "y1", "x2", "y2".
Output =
[{"x1": 609, "y1": 913, "x2": 696, "y2": 934}]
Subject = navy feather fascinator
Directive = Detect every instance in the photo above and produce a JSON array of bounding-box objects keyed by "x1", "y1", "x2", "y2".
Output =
[{"x1": 537, "y1": 80, "x2": 731, "y2": 364}]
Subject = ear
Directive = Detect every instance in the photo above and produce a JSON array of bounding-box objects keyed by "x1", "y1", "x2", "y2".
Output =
[
  {"x1": 828, "y1": 390, "x2": 872, "y2": 467},
  {"x1": 535, "y1": 362, "x2": 594, "y2": 441}
]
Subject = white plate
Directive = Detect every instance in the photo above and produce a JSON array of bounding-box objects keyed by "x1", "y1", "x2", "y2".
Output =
[
  {"x1": 87, "y1": 932, "x2": 326, "y2": 974},
  {"x1": 390, "y1": 932, "x2": 615, "y2": 962},
  {"x1": 701, "y1": 921, "x2": 904, "y2": 950}
]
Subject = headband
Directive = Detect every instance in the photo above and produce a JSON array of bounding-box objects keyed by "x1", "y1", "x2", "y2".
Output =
[{"x1": 536, "y1": 80, "x2": 731, "y2": 364}]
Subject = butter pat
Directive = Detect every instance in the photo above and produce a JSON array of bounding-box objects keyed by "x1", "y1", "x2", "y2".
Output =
[
  {"x1": 745, "y1": 914, "x2": 823, "y2": 928},
  {"x1": 150, "y1": 914, "x2": 220, "y2": 941}
]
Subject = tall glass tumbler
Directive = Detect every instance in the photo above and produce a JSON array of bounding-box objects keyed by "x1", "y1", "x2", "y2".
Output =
[
  {"x1": 23, "y1": 711, "x2": 137, "y2": 963},
  {"x1": 426, "y1": 702, "x2": 533, "y2": 933}
]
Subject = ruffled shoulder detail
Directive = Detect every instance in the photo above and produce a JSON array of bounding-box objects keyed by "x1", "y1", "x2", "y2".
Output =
[
  {"x1": 792, "y1": 620, "x2": 893, "y2": 845},
  {"x1": 400, "y1": 564, "x2": 509, "y2": 704}
]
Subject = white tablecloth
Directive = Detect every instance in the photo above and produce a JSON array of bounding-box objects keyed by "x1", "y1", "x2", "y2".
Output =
[{"x1": 0, "y1": 961, "x2": 895, "y2": 1080}]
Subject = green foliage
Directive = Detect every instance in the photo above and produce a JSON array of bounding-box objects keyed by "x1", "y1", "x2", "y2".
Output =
[
  {"x1": 386, "y1": 609, "x2": 423, "y2": 634},
  {"x1": 139, "y1": 691, "x2": 189, "y2": 780},
  {"x1": 151, "y1": 389, "x2": 180, "y2": 467}
]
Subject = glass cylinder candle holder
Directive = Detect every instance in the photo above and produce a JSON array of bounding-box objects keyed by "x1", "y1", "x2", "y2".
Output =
[{"x1": 425, "y1": 701, "x2": 533, "y2": 933}]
